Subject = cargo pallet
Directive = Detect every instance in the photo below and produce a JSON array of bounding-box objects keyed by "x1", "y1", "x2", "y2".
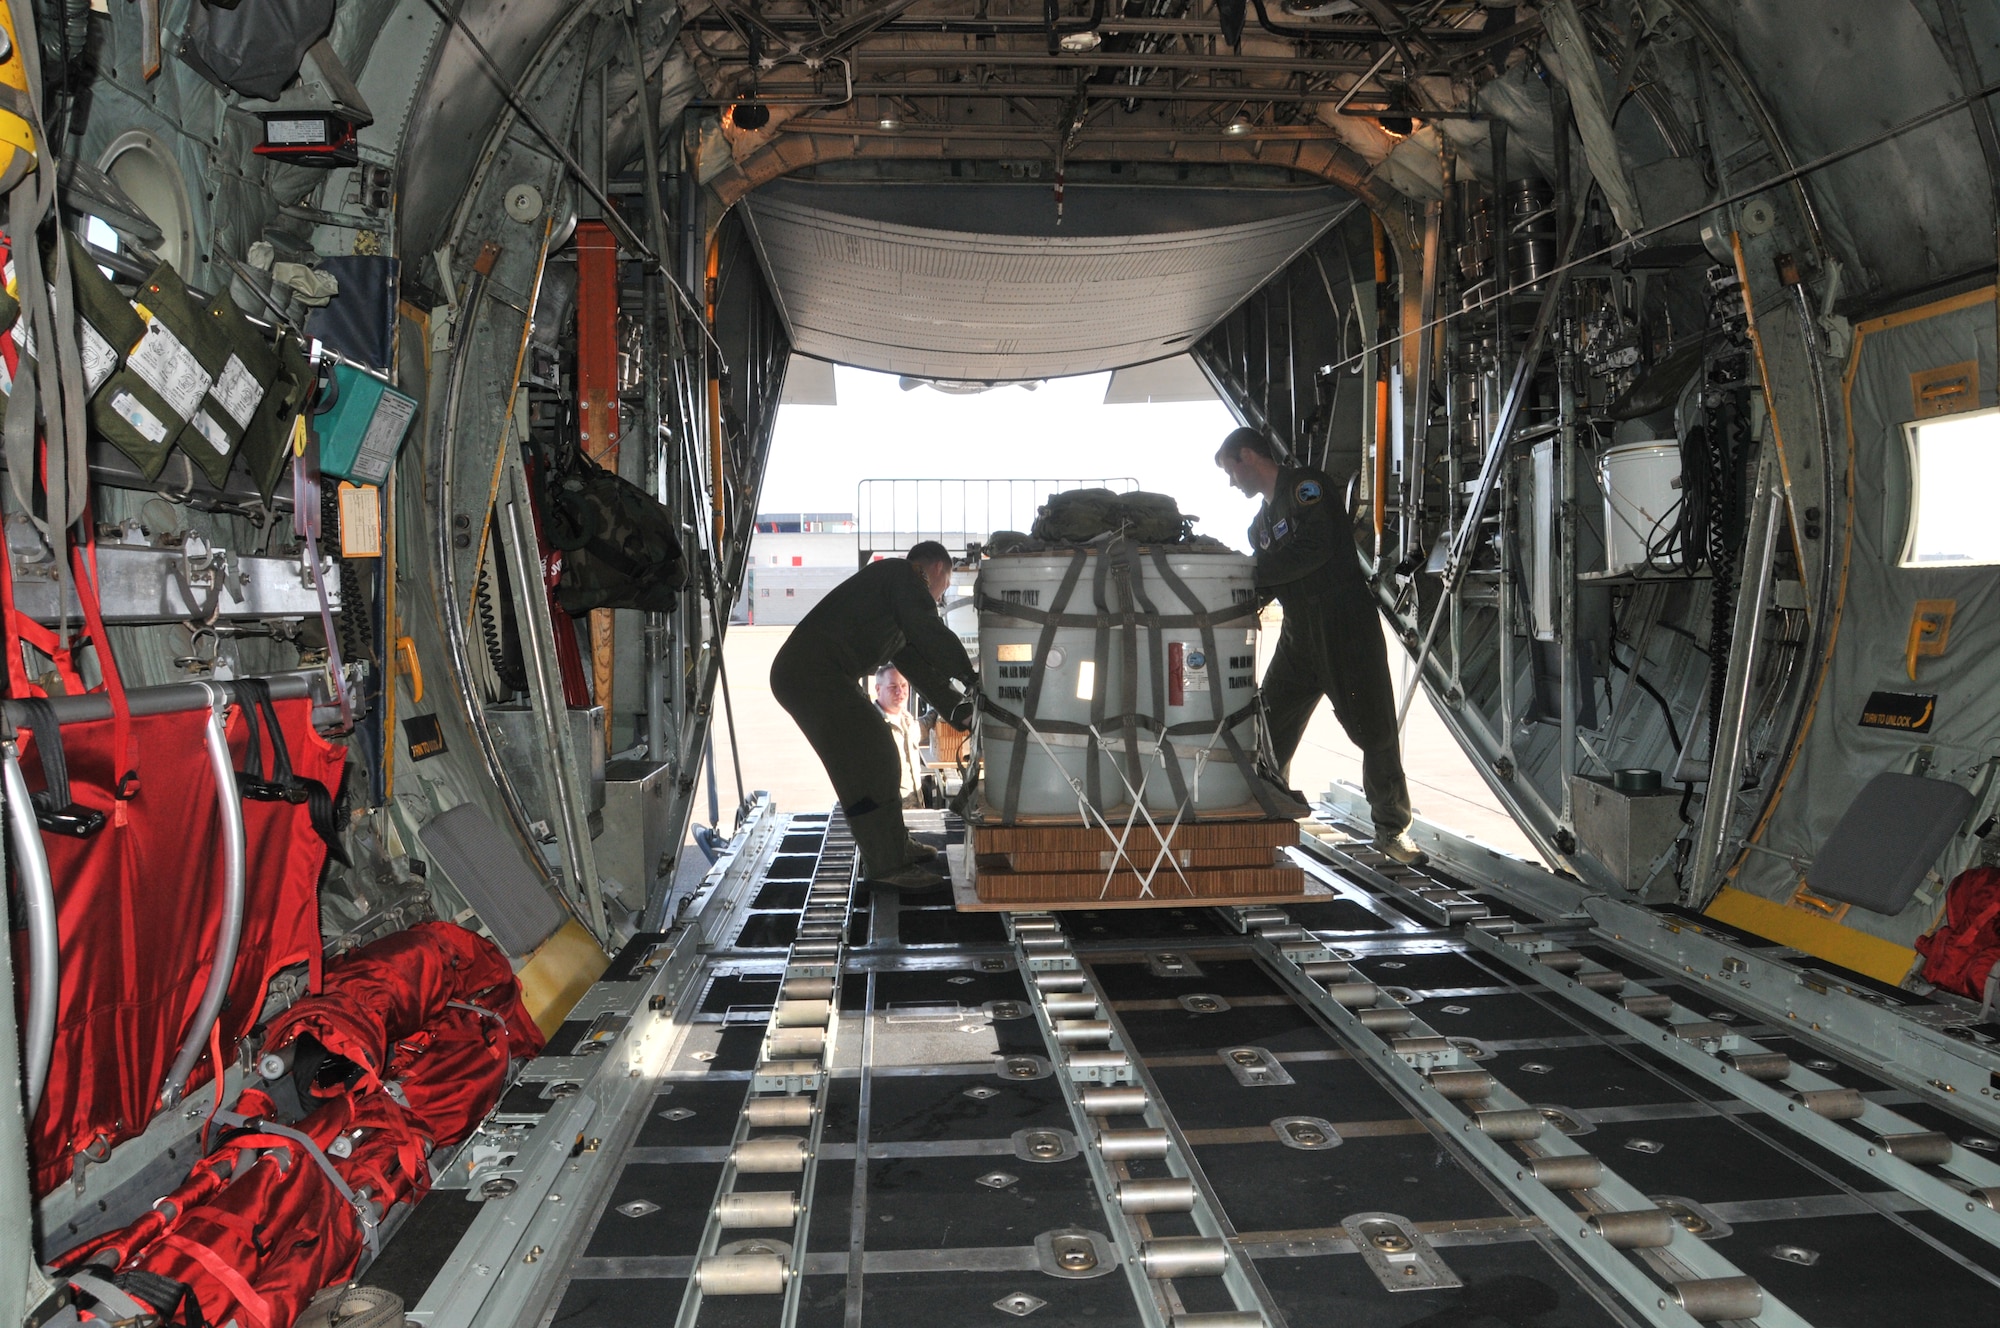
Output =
[{"x1": 949, "y1": 813, "x2": 1308, "y2": 909}]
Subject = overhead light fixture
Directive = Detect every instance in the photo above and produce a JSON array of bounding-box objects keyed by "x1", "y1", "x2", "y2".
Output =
[
  {"x1": 877, "y1": 116, "x2": 902, "y2": 132},
  {"x1": 1376, "y1": 114, "x2": 1414, "y2": 137},
  {"x1": 1058, "y1": 30, "x2": 1102, "y2": 52},
  {"x1": 1224, "y1": 114, "x2": 1253, "y2": 137},
  {"x1": 730, "y1": 101, "x2": 771, "y2": 132}
]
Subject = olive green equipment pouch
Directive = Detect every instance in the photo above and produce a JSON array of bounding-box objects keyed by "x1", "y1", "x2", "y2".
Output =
[
  {"x1": 200, "y1": 289, "x2": 281, "y2": 486},
  {"x1": 133, "y1": 263, "x2": 237, "y2": 487},
  {"x1": 65, "y1": 237, "x2": 179, "y2": 479},
  {"x1": 242, "y1": 328, "x2": 311, "y2": 504},
  {"x1": 59, "y1": 235, "x2": 131, "y2": 399}
]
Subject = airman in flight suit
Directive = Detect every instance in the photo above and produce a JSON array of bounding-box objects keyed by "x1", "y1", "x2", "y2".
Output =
[
  {"x1": 1216, "y1": 427, "x2": 1426, "y2": 865},
  {"x1": 771, "y1": 541, "x2": 976, "y2": 887}
]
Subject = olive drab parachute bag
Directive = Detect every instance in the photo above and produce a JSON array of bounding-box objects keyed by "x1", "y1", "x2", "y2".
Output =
[
  {"x1": 21, "y1": 235, "x2": 134, "y2": 466},
  {"x1": 197, "y1": 286, "x2": 281, "y2": 478},
  {"x1": 545, "y1": 457, "x2": 687, "y2": 614},
  {"x1": 55, "y1": 234, "x2": 130, "y2": 399},
  {"x1": 1029, "y1": 487, "x2": 1192, "y2": 544},
  {"x1": 135, "y1": 261, "x2": 238, "y2": 487},
  {"x1": 244, "y1": 328, "x2": 312, "y2": 503},
  {"x1": 81, "y1": 257, "x2": 195, "y2": 480}
]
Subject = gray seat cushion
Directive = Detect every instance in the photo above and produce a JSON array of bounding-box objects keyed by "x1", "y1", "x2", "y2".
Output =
[
  {"x1": 1808, "y1": 772, "x2": 1975, "y2": 915},
  {"x1": 419, "y1": 804, "x2": 564, "y2": 956}
]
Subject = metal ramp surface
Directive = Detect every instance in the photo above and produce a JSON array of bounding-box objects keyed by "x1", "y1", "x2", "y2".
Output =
[{"x1": 363, "y1": 801, "x2": 2000, "y2": 1328}]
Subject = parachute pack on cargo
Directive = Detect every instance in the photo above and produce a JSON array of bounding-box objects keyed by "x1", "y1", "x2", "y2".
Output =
[
  {"x1": 544, "y1": 458, "x2": 687, "y2": 614},
  {"x1": 1030, "y1": 487, "x2": 1192, "y2": 544}
]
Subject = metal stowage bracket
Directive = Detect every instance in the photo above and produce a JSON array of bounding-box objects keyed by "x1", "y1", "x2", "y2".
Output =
[
  {"x1": 1580, "y1": 893, "x2": 2000, "y2": 1136},
  {"x1": 1465, "y1": 922, "x2": 2000, "y2": 1252},
  {"x1": 1008, "y1": 914, "x2": 1283, "y2": 1328},
  {"x1": 1248, "y1": 913, "x2": 1817, "y2": 1328}
]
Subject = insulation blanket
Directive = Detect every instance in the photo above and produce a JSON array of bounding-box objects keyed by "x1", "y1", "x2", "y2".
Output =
[{"x1": 1730, "y1": 291, "x2": 2000, "y2": 950}]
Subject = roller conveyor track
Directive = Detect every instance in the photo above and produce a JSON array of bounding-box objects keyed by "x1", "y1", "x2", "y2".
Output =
[{"x1": 366, "y1": 801, "x2": 2000, "y2": 1328}]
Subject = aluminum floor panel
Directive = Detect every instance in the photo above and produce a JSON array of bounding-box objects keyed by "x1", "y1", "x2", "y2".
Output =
[{"x1": 374, "y1": 808, "x2": 2000, "y2": 1327}]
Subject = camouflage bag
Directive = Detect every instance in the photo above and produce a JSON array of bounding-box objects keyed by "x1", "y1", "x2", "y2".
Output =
[
  {"x1": 1030, "y1": 487, "x2": 1191, "y2": 543},
  {"x1": 545, "y1": 460, "x2": 686, "y2": 614}
]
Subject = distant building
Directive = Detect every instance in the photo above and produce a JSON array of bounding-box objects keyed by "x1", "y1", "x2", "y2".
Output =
[{"x1": 737, "y1": 513, "x2": 859, "y2": 624}]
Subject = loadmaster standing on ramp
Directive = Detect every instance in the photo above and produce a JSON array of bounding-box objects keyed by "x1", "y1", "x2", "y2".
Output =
[
  {"x1": 1216, "y1": 427, "x2": 1428, "y2": 866},
  {"x1": 771, "y1": 541, "x2": 977, "y2": 888}
]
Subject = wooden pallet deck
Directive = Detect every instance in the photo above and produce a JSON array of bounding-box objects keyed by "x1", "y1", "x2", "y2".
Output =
[{"x1": 951, "y1": 814, "x2": 1309, "y2": 909}]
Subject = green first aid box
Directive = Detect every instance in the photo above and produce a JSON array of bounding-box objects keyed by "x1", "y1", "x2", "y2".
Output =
[{"x1": 317, "y1": 361, "x2": 419, "y2": 485}]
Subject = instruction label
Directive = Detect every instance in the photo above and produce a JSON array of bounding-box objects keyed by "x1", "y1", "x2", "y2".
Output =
[
  {"x1": 351, "y1": 388, "x2": 418, "y2": 483},
  {"x1": 190, "y1": 410, "x2": 232, "y2": 456},
  {"x1": 1859, "y1": 690, "x2": 1936, "y2": 732},
  {"x1": 125, "y1": 316, "x2": 212, "y2": 421},
  {"x1": 109, "y1": 389, "x2": 167, "y2": 443},
  {"x1": 212, "y1": 353, "x2": 266, "y2": 428}
]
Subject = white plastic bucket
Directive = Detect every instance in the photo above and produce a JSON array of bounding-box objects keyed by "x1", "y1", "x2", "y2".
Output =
[
  {"x1": 976, "y1": 549, "x2": 1264, "y2": 819},
  {"x1": 1599, "y1": 440, "x2": 1682, "y2": 574}
]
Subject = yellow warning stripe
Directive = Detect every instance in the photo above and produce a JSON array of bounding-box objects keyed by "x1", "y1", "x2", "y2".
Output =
[{"x1": 1705, "y1": 886, "x2": 1918, "y2": 986}]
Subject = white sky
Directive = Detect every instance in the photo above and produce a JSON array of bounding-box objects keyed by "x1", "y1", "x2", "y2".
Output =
[{"x1": 758, "y1": 365, "x2": 1260, "y2": 548}]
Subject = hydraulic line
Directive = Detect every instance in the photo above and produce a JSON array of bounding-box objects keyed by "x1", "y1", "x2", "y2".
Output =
[{"x1": 1316, "y1": 69, "x2": 2000, "y2": 383}]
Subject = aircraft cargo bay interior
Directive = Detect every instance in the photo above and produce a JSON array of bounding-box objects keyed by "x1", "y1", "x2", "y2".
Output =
[{"x1": 7, "y1": 2, "x2": 2000, "y2": 1326}]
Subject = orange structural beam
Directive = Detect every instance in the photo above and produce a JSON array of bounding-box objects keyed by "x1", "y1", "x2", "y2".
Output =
[
  {"x1": 576, "y1": 220, "x2": 622, "y2": 466},
  {"x1": 575, "y1": 221, "x2": 621, "y2": 737}
]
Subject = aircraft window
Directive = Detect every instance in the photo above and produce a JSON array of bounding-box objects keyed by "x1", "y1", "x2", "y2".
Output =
[
  {"x1": 83, "y1": 216, "x2": 119, "y2": 278},
  {"x1": 1901, "y1": 405, "x2": 2000, "y2": 567},
  {"x1": 100, "y1": 131, "x2": 192, "y2": 274}
]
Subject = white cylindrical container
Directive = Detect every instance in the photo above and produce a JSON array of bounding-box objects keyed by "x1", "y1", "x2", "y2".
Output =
[
  {"x1": 977, "y1": 548, "x2": 1262, "y2": 820},
  {"x1": 1599, "y1": 440, "x2": 1683, "y2": 574}
]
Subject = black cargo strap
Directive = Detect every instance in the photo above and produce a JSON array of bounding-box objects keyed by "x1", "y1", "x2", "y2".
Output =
[
  {"x1": 1113, "y1": 540, "x2": 1194, "y2": 816},
  {"x1": 981, "y1": 537, "x2": 1284, "y2": 824},
  {"x1": 1086, "y1": 546, "x2": 1112, "y2": 813},
  {"x1": 210, "y1": 1110, "x2": 381, "y2": 1258},
  {"x1": 1147, "y1": 549, "x2": 1287, "y2": 819},
  {"x1": 16, "y1": 697, "x2": 106, "y2": 837},
  {"x1": 75, "y1": 1267, "x2": 208, "y2": 1328},
  {"x1": 973, "y1": 596, "x2": 1257, "y2": 633},
  {"x1": 234, "y1": 677, "x2": 348, "y2": 865},
  {"x1": 997, "y1": 548, "x2": 1088, "y2": 827}
]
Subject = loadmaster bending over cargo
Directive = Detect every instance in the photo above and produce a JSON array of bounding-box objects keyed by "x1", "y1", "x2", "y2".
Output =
[
  {"x1": 1216, "y1": 427, "x2": 1427, "y2": 866},
  {"x1": 771, "y1": 542, "x2": 977, "y2": 888}
]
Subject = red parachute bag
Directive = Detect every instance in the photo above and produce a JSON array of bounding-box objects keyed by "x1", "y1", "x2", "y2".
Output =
[
  {"x1": 224, "y1": 681, "x2": 349, "y2": 1017},
  {"x1": 1916, "y1": 865, "x2": 2000, "y2": 1008},
  {"x1": 386, "y1": 996, "x2": 542, "y2": 1147},
  {"x1": 64, "y1": 1085, "x2": 435, "y2": 1328},
  {"x1": 261, "y1": 921, "x2": 540, "y2": 1096}
]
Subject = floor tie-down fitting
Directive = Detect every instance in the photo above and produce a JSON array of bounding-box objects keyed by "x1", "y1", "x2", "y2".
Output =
[{"x1": 1248, "y1": 911, "x2": 1812, "y2": 1328}]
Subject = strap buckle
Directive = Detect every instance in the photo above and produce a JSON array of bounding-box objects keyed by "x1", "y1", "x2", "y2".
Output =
[{"x1": 32, "y1": 797, "x2": 104, "y2": 838}]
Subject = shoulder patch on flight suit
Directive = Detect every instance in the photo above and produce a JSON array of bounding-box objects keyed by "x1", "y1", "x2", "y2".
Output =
[{"x1": 1294, "y1": 478, "x2": 1323, "y2": 506}]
